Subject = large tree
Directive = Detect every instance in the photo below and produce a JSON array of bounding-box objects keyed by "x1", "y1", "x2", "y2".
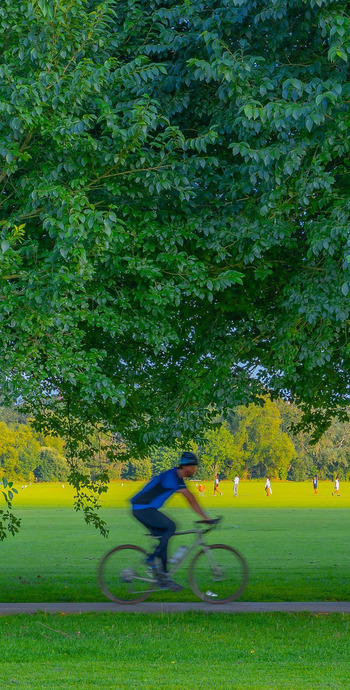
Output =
[
  {"x1": 200, "y1": 424, "x2": 243, "y2": 477},
  {"x1": 228, "y1": 400, "x2": 296, "y2": 479},
  {"x1": 1, "y1": 0, "x2": 350, "y2": 523}
]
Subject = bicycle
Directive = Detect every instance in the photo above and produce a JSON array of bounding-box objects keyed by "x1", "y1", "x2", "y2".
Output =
[{"x1": 97, "y1": 517, "x2": 249, "y2": 604}]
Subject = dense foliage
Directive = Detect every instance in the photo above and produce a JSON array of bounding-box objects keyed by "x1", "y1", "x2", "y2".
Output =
[{"x1": 1, "y1": 0, "x2": 349, "y2": 524}]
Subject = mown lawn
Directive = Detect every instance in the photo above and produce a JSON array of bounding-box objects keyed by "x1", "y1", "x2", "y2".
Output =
[
  {"x1": 11, "y1": 478, "x2": 350, "y2": 511},
  {"x1": 1, "y1": 481, "x2": 350, "y2": 602},
  {"x1": 0, "y1": 611, "x2": 349, "y2": 689}
]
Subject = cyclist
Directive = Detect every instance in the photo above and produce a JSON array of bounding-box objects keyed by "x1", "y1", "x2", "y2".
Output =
[{"x1": 130, "y1": 451, "x2": 211, "y2": 591}]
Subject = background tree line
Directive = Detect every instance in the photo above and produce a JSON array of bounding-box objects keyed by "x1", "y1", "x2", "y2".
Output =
[
  {"x1": 2, "y1": 400, "x2": 350, "y2": 483},
  {"x1": 0, "y1": 406, "x2": 127, "y2": 483}
]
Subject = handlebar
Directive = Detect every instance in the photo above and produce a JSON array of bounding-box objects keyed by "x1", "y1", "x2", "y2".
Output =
[
  {"x1": 195, "y1": 516, "x2": 222, "y2": 527},
  {"x1": 171, "y1": 516, "x2": 223, "y2": 537}
]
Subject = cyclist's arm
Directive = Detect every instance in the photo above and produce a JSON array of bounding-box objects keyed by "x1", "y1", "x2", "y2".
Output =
[{"x1": 178, "y1": 488, "x2": 210, "y2": 521}]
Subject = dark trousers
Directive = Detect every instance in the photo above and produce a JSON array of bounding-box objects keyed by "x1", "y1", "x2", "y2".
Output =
[{"x1": 132, "y1": 508, "x2": 176, "y2": 572}]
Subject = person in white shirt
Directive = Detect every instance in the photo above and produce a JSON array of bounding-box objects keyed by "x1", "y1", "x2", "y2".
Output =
[
  {"x1": 233, "y1": 474, "x2": 239, "y2": 497},
  {"x1": 213, "y1": 474, "x2": 222, "y2": 496},
  {"x1": 332, "y1": 476, "x2": 340, "y2": 496},
  {"x1": 265, "y1": 476, "x2": 272, "y2": 496}
]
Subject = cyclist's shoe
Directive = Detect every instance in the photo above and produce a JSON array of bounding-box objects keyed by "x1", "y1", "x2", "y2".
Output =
[
  {"x1": 156, "y1": 571, "x2": 184, "y2": 591},
  {"x1": 146, "y1": 559, "x2": 170, "y2": 587},
  {"x1": 164, "y1": 577, "x2": 184, "y2": 592}
]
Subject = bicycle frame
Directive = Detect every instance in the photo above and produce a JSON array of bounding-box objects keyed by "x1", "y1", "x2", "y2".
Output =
[
  {"x1": 136, "y1": 523, "x2": 220, "y2": 588},
  {"x1": 167, "y1": 526, "x2": 218, "y2": 578}
]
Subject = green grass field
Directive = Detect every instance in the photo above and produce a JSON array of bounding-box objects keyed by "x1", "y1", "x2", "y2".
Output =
[
  {"x1": 1, "y1": 611, "x2": 349, "y2": 689},
  {"x1": 11, "y1": 478, "x2": 350, "y2": 510},
  {"x1": 1, "y1": 480, "x2": 349, "y2": 602}
]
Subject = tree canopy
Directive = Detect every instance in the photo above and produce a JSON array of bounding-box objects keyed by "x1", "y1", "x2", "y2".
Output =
[{"x1": 1, "y1": 0, "x2": 350, "y2": 524}]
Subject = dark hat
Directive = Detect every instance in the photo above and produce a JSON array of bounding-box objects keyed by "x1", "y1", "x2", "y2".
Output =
[{"x1": 179, "y1": 451, "x2": 198, "y2": 466}]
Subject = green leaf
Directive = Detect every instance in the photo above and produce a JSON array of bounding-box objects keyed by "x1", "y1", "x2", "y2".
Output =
[
  {"x1": 244, "y1": 105, "x2": 253, "y2": 120},
  {"x1": 305, "y1": 118, "x2": 313, "y2": 132}
]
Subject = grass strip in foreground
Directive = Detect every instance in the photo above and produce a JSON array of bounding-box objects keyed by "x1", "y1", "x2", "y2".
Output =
[{"x1": 0, "y1": 611, "x2": 349, "y2": 689}]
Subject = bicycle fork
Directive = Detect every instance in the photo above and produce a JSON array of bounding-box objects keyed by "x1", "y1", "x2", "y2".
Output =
[{"x1": 201, "y1": 545, "x2": 224, "y2": 580}]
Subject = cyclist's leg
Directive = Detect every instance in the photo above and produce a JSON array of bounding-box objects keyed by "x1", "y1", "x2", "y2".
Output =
[{"x1": 132, "y1": 508, "x2": 176, "y2": 572}]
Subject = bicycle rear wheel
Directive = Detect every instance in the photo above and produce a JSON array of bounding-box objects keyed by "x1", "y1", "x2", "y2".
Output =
[
  {"x1": 98, "y1": 544, "x2": 153, "y2": 604},
  {"x1": 188, "y1": 544, "x2": 249, "y2": 603}
]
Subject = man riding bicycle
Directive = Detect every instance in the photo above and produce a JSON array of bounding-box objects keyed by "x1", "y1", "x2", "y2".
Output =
[{"x1": 130, "y1": 451, "x2": 211, "y2": 591}]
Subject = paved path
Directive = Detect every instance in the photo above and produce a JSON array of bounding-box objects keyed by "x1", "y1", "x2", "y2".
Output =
[{"x1": 1, "y1": 602, "x2": 350, "y2": 615}]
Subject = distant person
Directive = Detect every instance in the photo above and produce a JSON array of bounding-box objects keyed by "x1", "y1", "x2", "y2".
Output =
[
  {"x1": 265, "y1": 476, "x2": 272, "y2": 496},
  {"x1": 233, "y1": 474, "x2": 239, "y2": 497},
  {"x1": 213, "y1": 474, "x2": 222, "y2": 496},
  {"x1": 332, "y1": 476, "x2": 340, "y2": 496},
  {"x1": 313, "y1": 475, "x2": 318, "y2": 494},
  {"x1": 198, "y1": 483, "x2": 206, "y2": 494},
  {"x1": 130, "y1": 451, "x2": 211, "y2": 590}
]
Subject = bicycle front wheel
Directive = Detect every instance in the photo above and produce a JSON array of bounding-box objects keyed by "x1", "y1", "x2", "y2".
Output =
[
  {"x1": 98, "y1": 545, "x2": 153, "y2": 604},
  {"x1": 188, "y1": 544, "x2": 249, "y2": 604}
]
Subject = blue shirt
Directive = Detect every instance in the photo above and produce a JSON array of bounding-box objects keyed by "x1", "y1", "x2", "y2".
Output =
[{"x1": 131, "y1": 468, "x2": 186, "y2": 510}]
